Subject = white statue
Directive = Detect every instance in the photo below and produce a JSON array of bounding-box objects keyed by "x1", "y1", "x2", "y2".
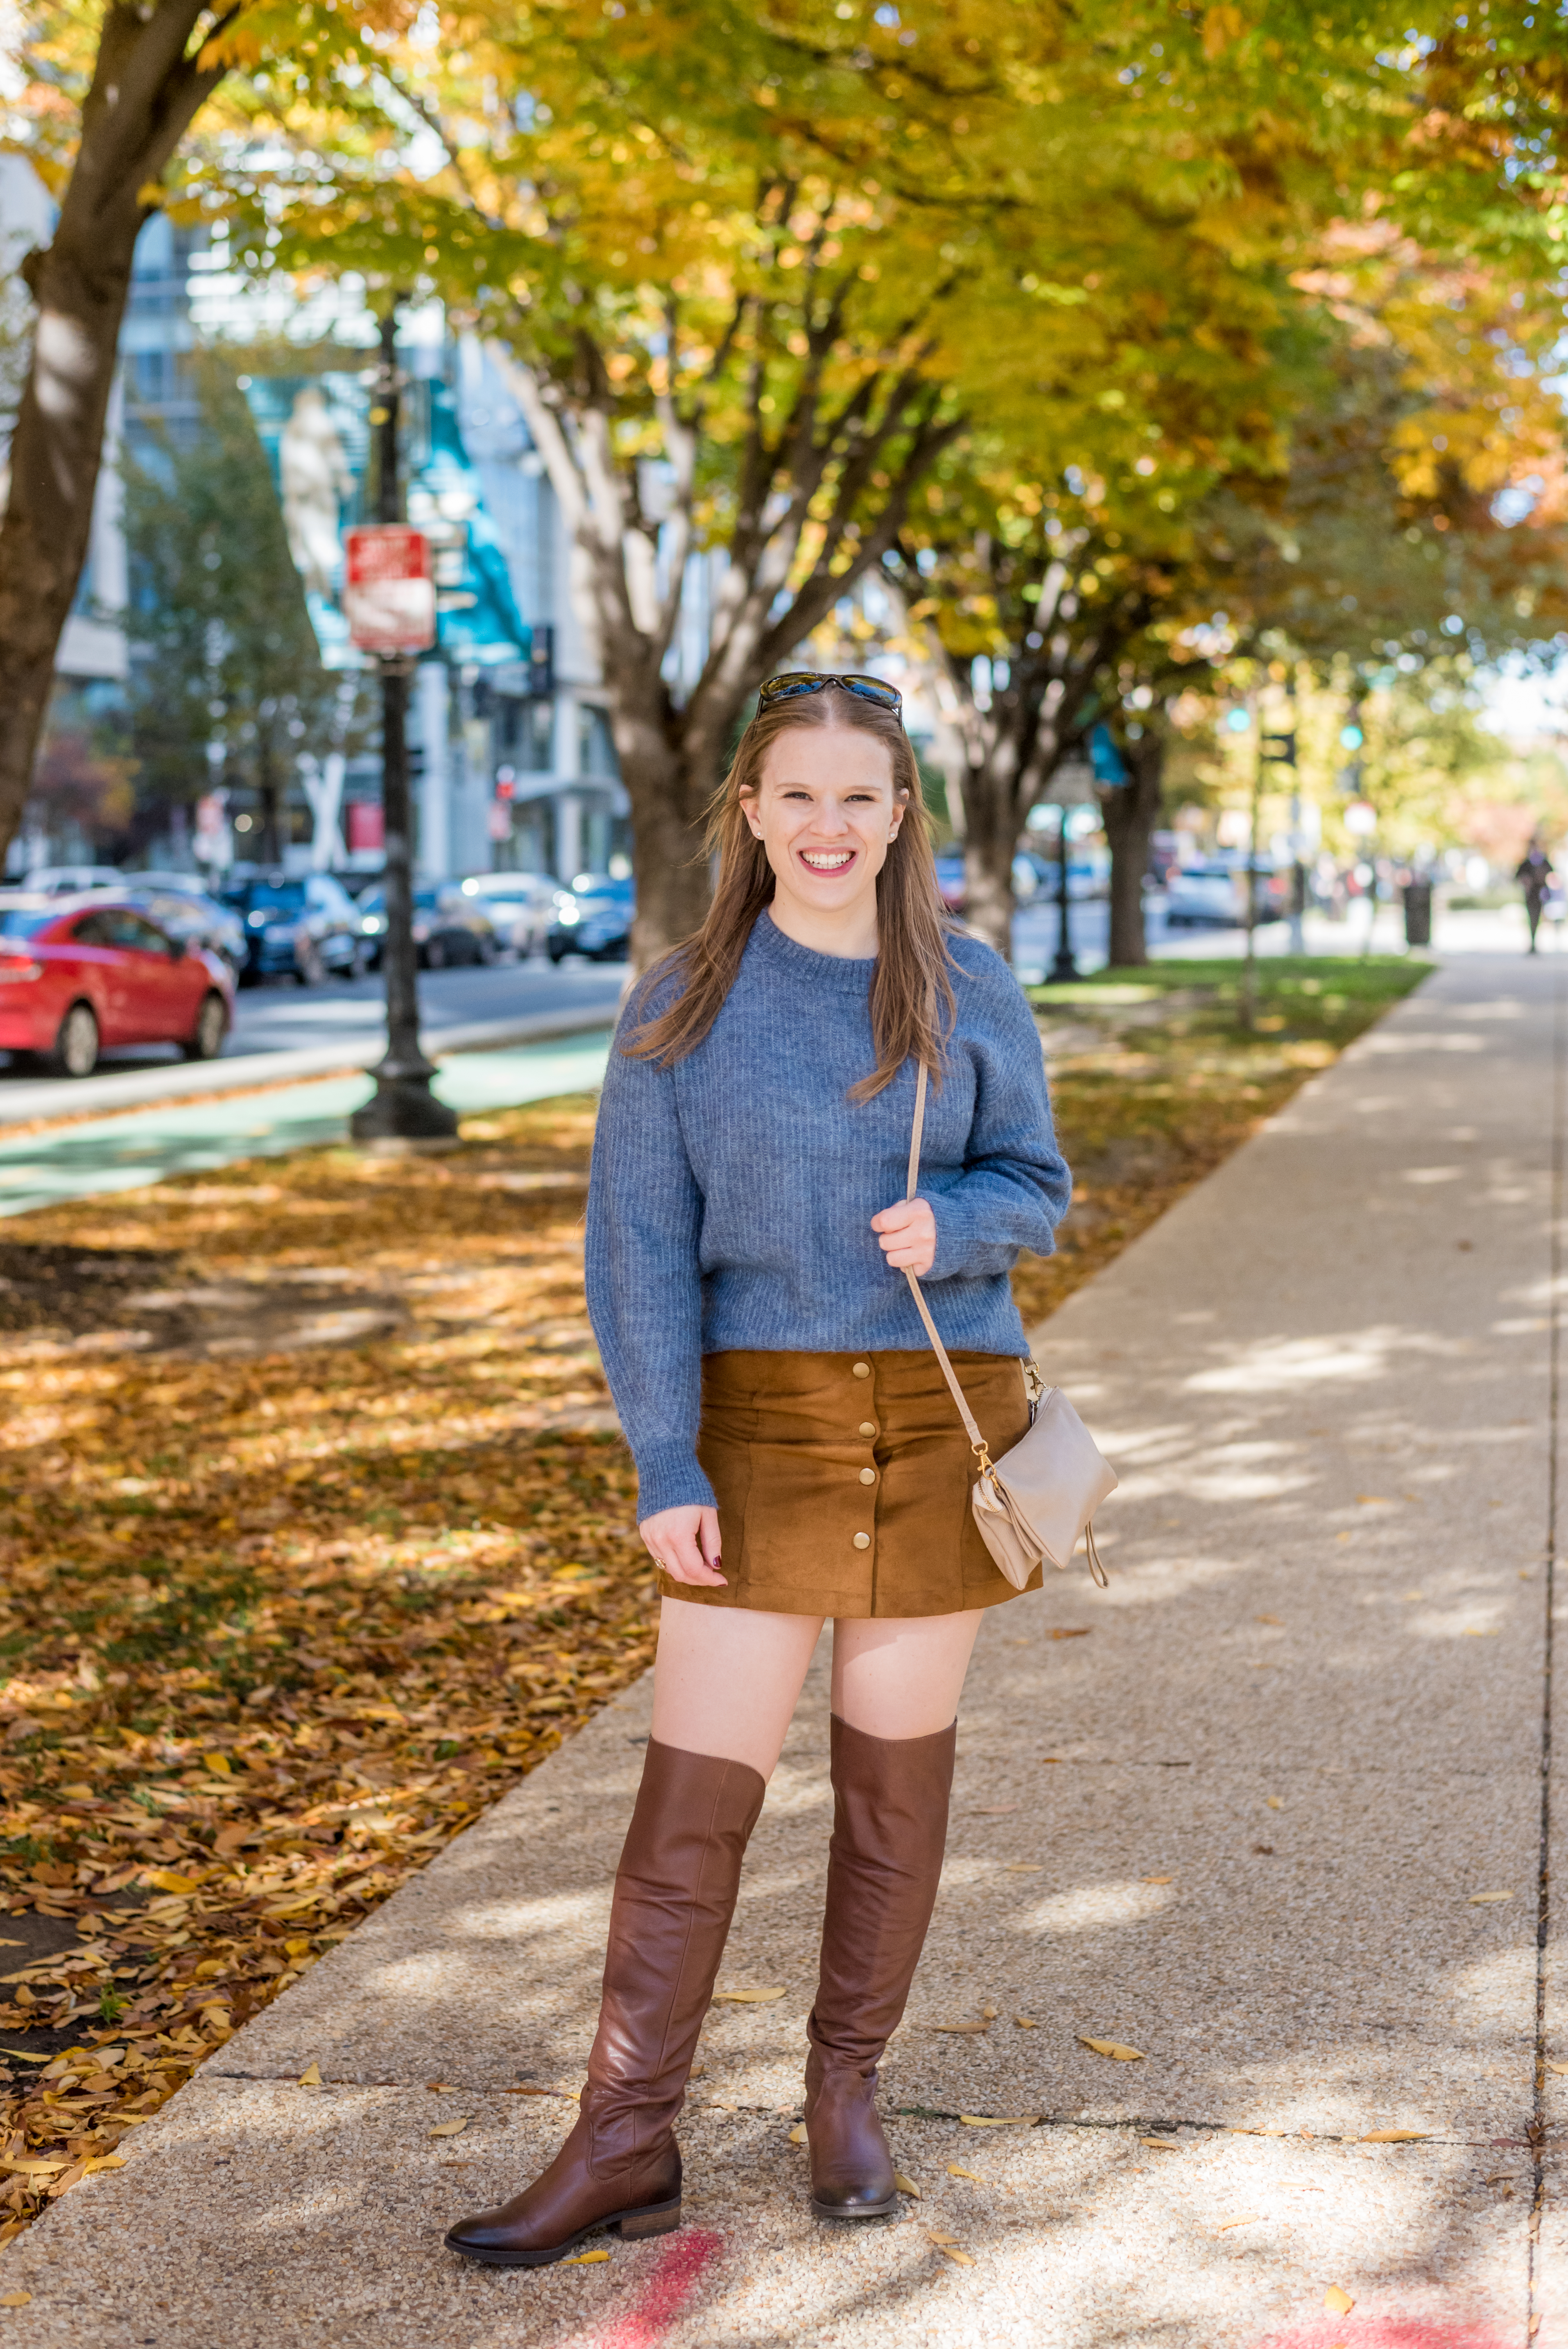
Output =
[{"x1": 280, "y1": 387, "x2": 353, "y2": 598}]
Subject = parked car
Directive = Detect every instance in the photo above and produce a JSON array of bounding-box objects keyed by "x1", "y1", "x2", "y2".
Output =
[
  {"x1": 546, "y1": 874, "x2": 634, "y2": 963},
  {"x1": 19, "y1": 864, "x2": 124, "y2": 896},
  {"x1": 1163, "y1": 858, "x2": 1289, "y2": 929},
  {"x1": 1023, "y1": 844, "x2": 1112, "y2": 900},
  {"x1": 220, "y1": 871, "x2": 367, "y2": 984},
  {"x1": 118, "y1": 878, "x2": 247, "y2": 973},
  {"x1": 458, "y1": 871, "x2": 559, "y2": 958},
  {"x1": 934, "y1": 848, "x2": 1104, "y2": 914},
  {"x1": 356, "y1": 882, "x2": 500, "y2": 969},
  {"x1": 0, "y1": 894, "x2": 233, "y2": 1077}
]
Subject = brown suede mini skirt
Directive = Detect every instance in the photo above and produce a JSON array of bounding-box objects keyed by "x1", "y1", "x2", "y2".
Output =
[{"x1": 657, "y1": 1348, "x2": 1039, "y2": 1619}]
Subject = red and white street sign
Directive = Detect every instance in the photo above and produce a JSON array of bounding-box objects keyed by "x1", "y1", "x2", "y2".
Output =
[{"x1": 343, "y1": 525, "x2": 436, "y2": 654}]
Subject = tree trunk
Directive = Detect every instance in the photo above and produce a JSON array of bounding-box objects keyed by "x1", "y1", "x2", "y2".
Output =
[
  {"x1": 617, "y1": 717, "x2": 716, "y2": 969},
  {"x1": 963, "y1": 767, "x2": 1017, "y2": 957},
  {"x1": 0, "y1": 228, "x2": 139, "y2": 865},
  {"x1": 1100, "y1": 729, "x2": 1165, "y2": 968},
  {"x1": 0, "y1": 2, "x2": 224, "y2": 868}
]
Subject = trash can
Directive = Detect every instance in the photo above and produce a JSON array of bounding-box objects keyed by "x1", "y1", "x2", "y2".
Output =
[{"x1": 1402, "y1": 878, "x2": 1433, "y2": 948}]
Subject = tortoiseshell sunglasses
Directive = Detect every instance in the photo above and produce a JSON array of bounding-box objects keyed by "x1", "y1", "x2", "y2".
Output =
[{"x1": 758, "y1": 670, "x2": 903, "y2": 716}]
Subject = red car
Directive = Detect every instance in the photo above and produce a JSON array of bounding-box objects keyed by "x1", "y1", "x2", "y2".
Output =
[{"x1": 0, "y1": 895, "x2": 233, "y2": 1077}]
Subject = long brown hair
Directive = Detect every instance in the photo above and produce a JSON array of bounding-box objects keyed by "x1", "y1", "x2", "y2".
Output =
[{"x1": 623, "y1": 686, "x2": 958, "y2": 1100}]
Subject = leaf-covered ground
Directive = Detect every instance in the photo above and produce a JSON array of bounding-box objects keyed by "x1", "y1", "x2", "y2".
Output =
[{"x1": 0, "y1": 954, "x2": 1424, "y2": 2235}]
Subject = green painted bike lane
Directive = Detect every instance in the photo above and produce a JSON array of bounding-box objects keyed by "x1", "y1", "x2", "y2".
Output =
[{"x1": 0, "y1": 1032, "x2": 613, "y2": 1219}]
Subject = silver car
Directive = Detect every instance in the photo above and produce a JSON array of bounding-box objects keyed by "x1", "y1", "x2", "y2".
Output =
[
  {"x1": 459, "y1": 872, "x2": 560, "y2": 958},
  {"x1": 20, "y1": 864, "x2": 125, "y2": 895},
  {"x1": 119, "y1": 878, "x2": 248, "y2": 973}
]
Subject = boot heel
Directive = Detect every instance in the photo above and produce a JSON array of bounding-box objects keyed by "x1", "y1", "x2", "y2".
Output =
[{"x1": 613, "y1": 2197, "x2": 682, "y2": 2240}]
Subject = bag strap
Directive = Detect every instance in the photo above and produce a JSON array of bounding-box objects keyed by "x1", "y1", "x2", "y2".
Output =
[{"x1": 903, "y1": 1062, "x2": 995, "y2": 1475}]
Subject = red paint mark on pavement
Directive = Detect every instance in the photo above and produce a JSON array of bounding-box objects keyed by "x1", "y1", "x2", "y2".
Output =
[
  {"x1": 1258, "y1": 2325, "x2": 1511, "y2": 2349},
  {"x1": 596, "y1": 2229, "x2": 723, "y2": 2349}
]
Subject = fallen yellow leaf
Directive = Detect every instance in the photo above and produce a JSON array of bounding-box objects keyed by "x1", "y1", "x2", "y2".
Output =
[
  {"x1": 1142, "y1": 1875, "x2": 1175, "y2": 1885},
  {"x1": 893, "y1": 2170, "x2": 921, "y2": 2198},
  {"x1": 297, "y1": 2062, "x2": 322, "y2": 2088},
  {"x1": 1217, "y1": 2213, "x2": 1265, "y2": 2232},
  {"x1": 787, "y1": 2123, "x2": 807, "y2": 2145},
  {"x1": 1077, "y1": 2036, "x2": 1145, "y2": 2062},
  {"x1": 82, "y1": 2154, "x2": 128, "y2": 2173},
  {"x1": 932, "y1": 2020, "x2": 993, "y2": 2034},
  {"x1": 1362, "y1": 2129, "x2": 1428, "y2": 2143},
  {"x1": 146, "y1": 1869, "x2": 202, "y2": 1894},
  {"x1": 1545, "y1": 2061, "x2": 1568, "y2": 2076},
  {"x1": 1255, "y1": 1614, "x2": 1282, "y2": 1625},
  {"x1": 1014, "y1": 2014, "x2": 1038, "y2": 2029},
  {"x1": 561, "y1": 2247, "x2": 610, "y2": 2265},
  {"x1": 1356, "y1": 1495, "x2": 1392, "y2": 1505},
  {"x1": 1139, "y1": 2137, "x2": 1183, "y2": 2151},
  {"x1": 927, "y1": 2229, "x2": 975, "y2": 2266},
  {"x1": 1004, "y1": 1864, "x2": 1042, "y2": 1873},
  {"x1": 1469, "y1": 1891, "x2": 1513, "y2": 1905},
  {"x1": 1048, "y1": 1627, "x2": 1091, "y2": 1639},
  {"x1": 0, "y1": 2293, "x2": 31, "y2": 2308},
  {"x1": 1265, "y1": 1797, "x2": 1283, "y2": 1811},
  {"x1": 1324, "y1": 2285, "x2": 1355, "y2": 2315},
  {"x1": 948, "y1": 2165, "x2": 985, "y2": 2182},
  {"x1": 710, "y1": 1987, "x2": 786, "y2": 2003},
  {"x1": 959, "y1": 2114, "x2": 1041, "y2": 2128},
  {"x1": 429, "y1": 2117, "x2": 469, "y2": 2138}
]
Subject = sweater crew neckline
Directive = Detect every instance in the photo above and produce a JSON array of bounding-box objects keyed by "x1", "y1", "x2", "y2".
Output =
[{"x1": 751, "y1": 907, "x2": 878, "y2": 993}]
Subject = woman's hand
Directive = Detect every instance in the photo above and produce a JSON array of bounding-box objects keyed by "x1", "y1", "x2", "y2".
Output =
[
  {"x1": 871, "y1": 1195, "x2": 937, "y2": 1276},
  {"x1": 639, "y1": 1505, "x2": 726, "y2": 1587}
]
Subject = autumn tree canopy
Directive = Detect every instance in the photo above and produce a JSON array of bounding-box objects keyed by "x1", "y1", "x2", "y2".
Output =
[{"x1": 3, "y1": 0, "x2": 1564, "y2": 941}]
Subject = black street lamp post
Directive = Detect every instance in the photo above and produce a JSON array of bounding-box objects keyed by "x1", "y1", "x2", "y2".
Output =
[
  {"x1": 350, "y1": 307, "x2": 459, "y2": 1153},
  {"x1": 1048, "y1": 798, "x2": 1078, "y2": 983}
]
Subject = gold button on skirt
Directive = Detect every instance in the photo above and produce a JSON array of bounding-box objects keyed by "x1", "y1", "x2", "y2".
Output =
[{"x1": 658, "y1": 1349, "x2": 1039, "y2": 1619}]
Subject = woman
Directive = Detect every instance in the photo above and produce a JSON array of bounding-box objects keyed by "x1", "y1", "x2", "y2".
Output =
[{"x1": 446, "y1": 673, "x2": 1071, "y2": 2268}]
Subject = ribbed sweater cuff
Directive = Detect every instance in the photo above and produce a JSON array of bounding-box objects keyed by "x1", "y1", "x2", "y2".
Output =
[
  {"x1": 924, "y1": 1189, "x2": 982, "y2": 1284},
  {"x1": 632, "y1": 1442, "x2": 718, "y2": 1524}
]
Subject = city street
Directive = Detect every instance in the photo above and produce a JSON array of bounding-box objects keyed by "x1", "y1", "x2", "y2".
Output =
[{"x1": 4, "y1": 4, "x2": 1563, "y2": 2337}]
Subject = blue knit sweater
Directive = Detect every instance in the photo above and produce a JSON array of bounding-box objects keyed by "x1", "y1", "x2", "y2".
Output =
[{"x1": 584, "y1": 911, "x2": 1072, "y2": 1520}]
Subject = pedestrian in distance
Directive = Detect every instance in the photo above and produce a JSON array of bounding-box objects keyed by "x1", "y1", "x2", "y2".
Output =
[
  {"x1": 1516, "y1": 834, "x2": 1554, "y2": 954},
  {"x1": 445, "y1": 672, "x2": 1071, "y2": 2268}
]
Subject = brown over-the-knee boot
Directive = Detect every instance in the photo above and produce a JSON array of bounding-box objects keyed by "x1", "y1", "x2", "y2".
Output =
[
  {"x1": 804, "y1": 1713, "x2": 956, "y2": 2220},
  {"x1": 446, "y1": 1739, "x2": 766, "y2": 2267}
]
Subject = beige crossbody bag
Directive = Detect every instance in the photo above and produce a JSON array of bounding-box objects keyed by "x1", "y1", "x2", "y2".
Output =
[{"x1": 902, "y1": 1061, "x2": 1116, "y2": 1591}]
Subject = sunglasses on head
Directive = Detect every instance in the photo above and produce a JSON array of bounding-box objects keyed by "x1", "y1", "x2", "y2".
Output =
[{"x1": 758, "y1": 670, "x2": 903, "y2": 716}]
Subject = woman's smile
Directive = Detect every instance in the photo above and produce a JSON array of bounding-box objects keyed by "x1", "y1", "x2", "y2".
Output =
[{"x1": 798, "y1": 846, "x2": 858, "y2": 874}]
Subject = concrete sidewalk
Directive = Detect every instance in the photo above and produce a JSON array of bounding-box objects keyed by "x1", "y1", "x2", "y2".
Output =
[{"x1": 0, "y1": 949, "x2": 1559, "y2": 2347}]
